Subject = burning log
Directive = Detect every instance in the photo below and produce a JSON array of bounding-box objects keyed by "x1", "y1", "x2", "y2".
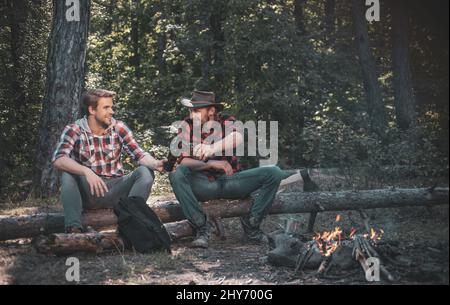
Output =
[
  {"x1": 354, "y1": 247, "x2": 370, "y2": 274},
  {"x1": 317, "y1": 257, "x2": 334, "y2": 276},
  {"x1": 0, "y1": 187, "x2": 448, "y2": 241},
  {"x1": 294, "y1": 241, "x2": 318, "y2": 273},
  {"x1": 356, "y1": 235, "x2": 396, "y2": 282}
]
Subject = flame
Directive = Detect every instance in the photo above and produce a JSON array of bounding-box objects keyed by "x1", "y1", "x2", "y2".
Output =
[
  {"x1": 313, "y1": 226, "x2": 343, "y2": 257},
  {"x1": 349, "y1": 227, "x2": 357, "y2": 239},
  {"x1": 335, "y1": 214, "x2": 341, "y2": 222},
  {"x1": 369, "y1": 228, "x2": 384, "y2": 242},
  {"x1": 370, "y1": 228, "x2": 376, "y2": 239}
]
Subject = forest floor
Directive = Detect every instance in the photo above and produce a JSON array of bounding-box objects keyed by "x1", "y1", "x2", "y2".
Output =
[{"x1": 0, "y1": 176, "x2": 448, "y2": 285}]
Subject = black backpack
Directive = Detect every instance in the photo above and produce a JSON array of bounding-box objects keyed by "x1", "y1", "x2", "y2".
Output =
[{"x1": 114, "y1": 196, "x2": 171, "y2": 254}]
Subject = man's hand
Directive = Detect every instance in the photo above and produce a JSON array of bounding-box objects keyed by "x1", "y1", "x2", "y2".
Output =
[
  {"x1": 193, "y1": 144, "x2": 216, "y2": 160},
  {"x1": 138, "y1": 155, "x2": 168, "y2": 172},
  {"x1": 154, "y1": 158, "x2": 167, "y2": 173},
  {"x1": 84, "y1": 169, "x2": 109, "y2": 197},
  {"x1": 207, "y1": 160, "x2": 233, "y2": 176}
]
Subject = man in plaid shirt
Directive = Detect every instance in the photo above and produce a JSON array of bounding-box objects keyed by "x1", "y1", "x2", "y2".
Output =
[
  {"x1": 52, "y1": 89, "x2": 166, "y2": 233},
  {"x1": 169, "y1": 91, "x2": 287, "y2": 248}
]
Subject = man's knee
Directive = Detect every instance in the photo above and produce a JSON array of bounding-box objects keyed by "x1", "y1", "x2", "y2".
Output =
[
  {"x1": 135, "y1": 166, "x2": 154, "y2": 186},
  {"x1": 264, "y1": 165, "x2": 285, "y2": 181},
  {"x1": 61, "y1": 171, "x2": 79, "y2": 188},
  {"x1": 169, "y1": 165, "x2": 191, "y2": 184}
]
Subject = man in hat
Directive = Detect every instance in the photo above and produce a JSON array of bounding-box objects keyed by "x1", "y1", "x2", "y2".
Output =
[
  {"x1": 168, "y1": 90, "x2": 286, "y2": 248},
  {"x1": 52, "y1": 89, "x2": 166, "y2": 233}
]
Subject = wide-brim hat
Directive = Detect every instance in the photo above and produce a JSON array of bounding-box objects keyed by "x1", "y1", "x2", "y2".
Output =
[{"x1": 180, "y1": 90, "x2": 223, "y2": 110}]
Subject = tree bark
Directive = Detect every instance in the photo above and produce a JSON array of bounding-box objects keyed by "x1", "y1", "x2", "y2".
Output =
[
  {"x1": 324, "y1": 0, "x2": 335, "y2": 45},
  {"x1": 33, "y1": 0, "x2": 91, "y2": 197},
  {"x1": 210, "y1": 2, "x2": 225, "y2": 96},
  {"x1": 294, "y1": 0, "x2": 307, "y2": 35},
  {"x1": 1, "y1": 187, "x2": 448, "y2": 241},
  {"x1": 391, "y1": 0, "x2": 417, "y2": 130},
  {"x1": 129, "y1": 0, "x2": 141, "y2": 79},
  {"x1": 34, "y1": 220, "x2": 193, "y2": 255},
  {"x1": 156, "y1": 32, "x2": 167, "y2": 75},
  {"x1": 351, "y1": 0, "x2": 387, "y2": 133}
]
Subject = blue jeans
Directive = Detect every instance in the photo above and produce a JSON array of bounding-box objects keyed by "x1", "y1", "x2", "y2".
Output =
[
  {"x1": 60, "y1": 166, "x2": 154, "y2": 229},
  {"x1": 169, "y1": 165, "x2": 285, "y2": 228}
]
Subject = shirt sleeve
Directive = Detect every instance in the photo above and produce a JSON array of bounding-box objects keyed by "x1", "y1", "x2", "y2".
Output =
[
  {"x1": 52, "y1": 124, "x2": 78, "y2": 163},
  {"x1": 176, "y1": 122, "x2": 195, "y2": 164},
  {"x1": 223, "y1": 115, "x2": 238, "y2": 132},
  {"x1": 116, "y1": 121, "x2": 149, "y2": 162}
]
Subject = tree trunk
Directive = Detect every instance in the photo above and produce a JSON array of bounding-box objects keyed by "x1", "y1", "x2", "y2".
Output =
[
  {"x1": 156, "y1": 32, "x2": 167, "y2": 75},
  {"x1": 324, "y1": 0, "x2": 335, "y2": 45},
  {"x1": 293, "y1": 0, "x2": 306, "y2": 35},
  {"x1": 210, "y1": 3, "x2": 225, "y2": 96},
  {"x1": 1, "y1": 187, "x2": 448, "y2": 241},
  {"x1": 33, "y1": 0, "x2": 91, "y2": 197},
  {"x1": 391, "y1": 0, "x2": 417, "y2": 130},
  {"x1": 130, "y1": 0, "x2": 141, "y2": 79},
  {"x1": 351, "y1": 0, "x2": 387, "y2": 133},
  {"x1": 105, "y1": 0, "x2": 116, "y2": 83}
]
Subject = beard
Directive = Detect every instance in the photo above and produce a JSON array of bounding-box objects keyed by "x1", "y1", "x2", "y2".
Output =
[{"x1": 95, "y1": 115, "x2": 112, "y2": 129}]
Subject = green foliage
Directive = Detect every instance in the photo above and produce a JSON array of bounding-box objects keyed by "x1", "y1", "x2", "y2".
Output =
[
  {"x1": 0, "y1": 0, "x2": 448, "y2": 200},
  {"x1": 0, "y1": 0, "x2": 51, "y2": 198},
  {"x1": 302, "y1": 116, "x2": 448, "y2": 187}
]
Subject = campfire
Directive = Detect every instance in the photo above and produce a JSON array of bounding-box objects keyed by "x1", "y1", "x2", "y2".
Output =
[
  {"x1": 268, "y1": 213, "x2": 398, "y2": 282},
  {"x1": 299, "y1": 219, "x2": 393, "y2": 281}
]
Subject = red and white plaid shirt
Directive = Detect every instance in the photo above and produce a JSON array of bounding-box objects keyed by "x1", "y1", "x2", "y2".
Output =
[
  {"x1": 176, "y1": 114, "x2": 242, "y2": 180},
  {"x1": 52, "y1": 117, "x2": 148, "y2": 178}
]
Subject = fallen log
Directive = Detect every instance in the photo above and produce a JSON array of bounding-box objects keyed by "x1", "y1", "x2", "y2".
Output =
[
  {"x1": 1, "y1": 187, "x2": 448, "y2": 241},
  {"x1": 34, "y1": 220, "x2": 193, "y2": 255}
]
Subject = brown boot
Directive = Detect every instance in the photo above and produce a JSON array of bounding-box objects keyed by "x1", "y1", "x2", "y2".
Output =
[
  {"x1": 240, "y1": 215, "x2": 269, "y2": 244},
  {"x1": 191, "y1": 221, "x2": 213, "y2": 248}
]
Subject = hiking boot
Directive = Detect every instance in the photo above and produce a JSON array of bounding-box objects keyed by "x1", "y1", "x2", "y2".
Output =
[
  {"x1": 300, "y1": 169, "x2": 320, "y2": 192},
  {"x1": 240, "y1": 215, "x2": 269, "y2": 244},
  {"x1": 191, "y1": 221, "x2": 213, "y2": 248}
]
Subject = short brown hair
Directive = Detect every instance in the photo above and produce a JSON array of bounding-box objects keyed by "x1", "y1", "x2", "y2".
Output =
[{"x1": 81, "y1": 89, "x2": 116, "y2": 116}]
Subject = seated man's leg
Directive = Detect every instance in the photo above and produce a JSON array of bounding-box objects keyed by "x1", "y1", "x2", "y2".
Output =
[
  {"x1": 61, "y1": 166, "x2": 154, "y2": 231},
  {"x1": 169, "y1": 165, "x2": 220, "y2": 248},
  {"x1": 218, "y1": 165, "x2": 286, "y2": 242},
  {"x1": 99, "y1": 165, "x2": 155, "y2": 208},
  {"x1": 120, "y1": 165, "x2": 155, "y2": 200},
  {"x1": 60, "y1": 172, "x2": 84, "y2": 231}
]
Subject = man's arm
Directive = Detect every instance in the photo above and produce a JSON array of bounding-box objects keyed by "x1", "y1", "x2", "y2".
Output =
[
  {"x1": 54, "y1": 156, "x2": 90, "y2": 176},
  {"x1": 212, "y1": 130, "x2": 244, "y2": 154},
  {"x1": 179, "y1": 158, "x2": 211, "y2": 172},
  {"x1": 53, "y1": 156, "x2": 109, "y2": 197},
  {"x1": 193, "y1": 131, "x2": 244, "y2": 160},
  {"x1": 116, "y1": 121, "x2": 166, "y2": 172},
  {"x1": 179, "y1": 158, "x2": 233, "y2": 176},
  {"x1": 138, "y1": 154, "x2": 166, "y2": 172}
]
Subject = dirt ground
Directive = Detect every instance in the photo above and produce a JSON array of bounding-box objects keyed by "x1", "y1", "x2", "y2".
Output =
[
  {"x1": 0, "y1": 200, "x2": 448, "y2": 285},
  {"x1": 1, "y1": 173, "x2": 449, "y2": 285}
]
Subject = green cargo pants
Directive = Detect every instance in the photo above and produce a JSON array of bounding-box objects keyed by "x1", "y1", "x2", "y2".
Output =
[{"x1": 169, "y1": 165, "x2": 286, "y2": 228}]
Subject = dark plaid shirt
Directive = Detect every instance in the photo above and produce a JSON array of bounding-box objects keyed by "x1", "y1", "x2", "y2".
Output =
[
  {"x1": 177, "y1": 114, "x2": 241, "y2": 180},
  {"x1": 52, "y1": 117, "x2": 148, "y2": 178}
]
